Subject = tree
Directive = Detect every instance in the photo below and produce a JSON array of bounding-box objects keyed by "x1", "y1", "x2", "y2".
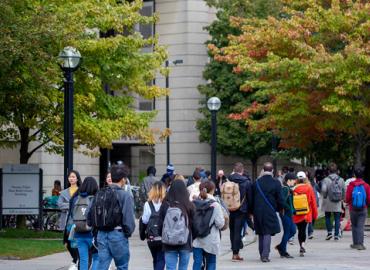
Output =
[
  {"x1": 198, "y1": 0, "x2": 282, "y2": 179},
  {"x1": 210, "y1": 0, "x2": 370, "y2": 168},
  {"x1": 0, "y1": 0, "x2": 168, "y2": 164}
]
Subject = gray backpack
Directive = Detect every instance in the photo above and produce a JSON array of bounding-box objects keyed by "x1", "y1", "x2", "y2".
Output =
[
  {"x1": 328, "y1": 176, "x2": 343, "y2": 202},
  {"x1": 162, "y1": 206, "x2": 189, "y2": 246},
  {"x1": 72, "y1": 195, "x2": 93, "y2": 233}
]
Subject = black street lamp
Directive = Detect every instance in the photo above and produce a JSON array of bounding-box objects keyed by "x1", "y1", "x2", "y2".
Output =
[
  {"x1": 58, "y1": 46, "x2": 81, "y2": 188},
  {"x1": 207, "y1": 97, "x2": 221, "y2": 182},
  {"x1": 165, "y1": 59, "x2": 183, "y2": 166}
]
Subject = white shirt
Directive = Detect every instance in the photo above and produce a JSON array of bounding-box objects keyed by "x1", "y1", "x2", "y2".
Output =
[{"x1": 142, "y1": 200, "x2": 162, "y2": 224}]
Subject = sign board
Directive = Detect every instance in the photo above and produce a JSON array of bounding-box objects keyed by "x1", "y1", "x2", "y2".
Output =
[{"x1": 1, "y1": 164, "x2": 42, "y2": 215}]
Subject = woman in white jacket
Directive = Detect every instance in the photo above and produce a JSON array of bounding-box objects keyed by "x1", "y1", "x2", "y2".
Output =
[{"x1": 192, "y1": 181, "x2": 225, "y2": 270}]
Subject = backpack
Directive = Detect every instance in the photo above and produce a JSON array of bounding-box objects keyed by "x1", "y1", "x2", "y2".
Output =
[
  {"x1": 293, "y1": 186, "x2": 309, "y2": 215},
  {"x1": 90, "y1": 187, "x2": 122, "y2": 231},
  {"x1": 72, "y1": 195, "x2": 94, "y2": 233},
  {"x1": 146, "y1": 201, "x2": 162, "y2": 246},
  {"x1": 352, "y1": 185, "x2": 367, "y2": 209},
  {"x1": 221, "y1": 181, "x2": 241, "y2": 211},
  {"x1": 192, "y1": 199, "x2": 215, "y2": 239},
  {"x1": 162, "y1": 205, "x2": 189, "y2": 246},
  {"x1": 328, "y1": 176, "x2": 343, "y2": 202}
]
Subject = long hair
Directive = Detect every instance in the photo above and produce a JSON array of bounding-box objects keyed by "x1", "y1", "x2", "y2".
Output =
[
  {"x1": 148, "y1": 181, "x2": 166, "y2": 203},
  {"x1": 165, "y1": 179, "x2": 194, "y2": 213},
  {"x1": 79, "y1": 177, "x2": 99, "y2": 196},
  {"x1": 67, "y1": 170, "x2": 82, "y2": 187},
  {"x1": 199, "y1": 180, "x2": 215, "y2": 200}
]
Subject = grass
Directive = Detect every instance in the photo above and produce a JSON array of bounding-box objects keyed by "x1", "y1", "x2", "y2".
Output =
[
  {"x1": 0, "y1": 228, "x2": 64, "y2": 259},
  {"x1": 0, "y1": 238, "x2": 65, "y2": 260}
]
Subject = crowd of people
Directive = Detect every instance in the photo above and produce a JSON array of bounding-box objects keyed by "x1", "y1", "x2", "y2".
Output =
[{"x1": 56, "y1": 161, "x2": 370, "y2": 270}]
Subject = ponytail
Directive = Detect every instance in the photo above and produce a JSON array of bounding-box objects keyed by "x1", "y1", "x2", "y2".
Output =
[{"x1": 199, "y1": 180, "x2": 215, "y2": 200}]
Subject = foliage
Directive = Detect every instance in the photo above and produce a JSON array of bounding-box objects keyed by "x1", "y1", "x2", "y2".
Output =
[
  {"x1": 0, "y1": 0, "x2": 168, "y2": 163},
  {"x1": 210, "y1": 0, "x2": 370, "y2": 167},
  {"x1": 0, "y1": 228, "x2": 62, "y2": 239},
  {"x1": 198, "y1": 0, "x2": 283, "y2": 178}
]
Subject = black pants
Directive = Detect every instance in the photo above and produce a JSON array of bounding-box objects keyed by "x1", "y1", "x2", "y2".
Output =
[
  {"x1": 148, "y1": 243, "x2": 165, "y2": 270},
  {"x1": 229, "y1": 210, "x2": 245, "y2": 254},
  {"x1": 64, "y1": 230, "x2": 79, "y2": 264},
  {"x1": 296, "y1": 221, "x2": 307, "y2": 246}
]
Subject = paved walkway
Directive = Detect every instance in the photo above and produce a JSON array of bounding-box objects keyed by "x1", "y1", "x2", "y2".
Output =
[{"x1": 0, "y1": 229, "x2": 368, "y2": 270}]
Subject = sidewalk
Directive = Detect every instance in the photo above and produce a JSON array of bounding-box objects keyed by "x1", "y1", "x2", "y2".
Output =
[{"x1": 0, "y1": 229, "x2": 368, "y2": 270}]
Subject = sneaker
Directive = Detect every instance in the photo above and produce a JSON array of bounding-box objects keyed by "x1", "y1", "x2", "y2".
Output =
[
  {"x1": 326, "y1": 233, "x2": 333, "y2": 240},
  {"x1": 281, "y1": 252, "x2": 294, "y2": 259},
  {"x1": 350, "y1": 244, "x2": 360, "y2": 249},
  {"x1": 275, "y1": 245, "x2": 284, "y2": 257},
  {"x1": 232, "y1": 255, "x2": 244, "y2": 262},
  {"x1": 68, "y1": 263, "x2": 78, "y2": 270},
  {"x1": 260, "y1": 257, "x2": 270, "y2": 262},
  {"x1": 334, "y1": 236, "x2": 339, "y2": 241},
  {"x1": 288, "y1": 239, "x2": 295, "y2": 245},
  {"x1": 299, "y1": 247, "x2": 306, "y2": 257},
  {"x1": 357, "y1": 245, "x2": 366, "y2": 250},
  {"x1": 308, "y1": 234, "x2": 314, "y2": 240}
]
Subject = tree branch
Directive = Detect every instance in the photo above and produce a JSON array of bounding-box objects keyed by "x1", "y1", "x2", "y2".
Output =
[{"x1": 28, "y1": 138, "x2": 53, "y2": 158}]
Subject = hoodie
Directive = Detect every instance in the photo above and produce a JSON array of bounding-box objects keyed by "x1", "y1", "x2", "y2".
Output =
[
  {"x1": 228, "y1": 173, "x2": 252, "y2": 213},
  {"x1": 345, "y1": 178, "x2": 370, "y2": 211}
]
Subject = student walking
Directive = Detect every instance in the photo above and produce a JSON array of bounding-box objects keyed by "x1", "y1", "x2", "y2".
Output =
[
  {"x1": 58, "y1": 170, "x2": 82, "y2": 270},
  {"x1": 72, "y1": 177, "x2": 99, "y2": 270},
  {"x1": 320, "y1": 163, "x2": 345, "y2": 240},
  {"x1": 293, "y1": 172, "x2": 318, "y2": 257},
  {"x1": 345, "y1": 167, "x2": 370, "y2": 250},
  {"x1": 275, "y1": 173, "x2": 297, "y2": 258},
  {"x1": 160, "y1": 179, "x2": 194, "y2": 270},
  {"x1": 192, "y1": 181, "x2": 225, "y2": 270},
  {"x1": 88, "y1": 164, "x2": 135, "y2": 270},
  {"x1": 252, "y1": 162, "x2": 284, "y2": 263},
  {"x1": 142, "y1": 181, "x2": 167, "y2": 270}
]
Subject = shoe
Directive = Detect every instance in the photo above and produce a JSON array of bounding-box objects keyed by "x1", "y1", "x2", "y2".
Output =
[
  {"x1": 232, "y1": 255, "x2": 244, "y2": 262},
  {"x1": 326, "y1": 233, "x2": 333, "y2": 240},
  {"x1": 261, "y1": 257, "x2": 270, "y2": 262},
  {"x1": 275, "y1": 245, "x2": 284, "y2": 256},
  {"x1": 299, "y1": 247, "x2": 305, "y2": 257},
  {"x1": 288, "y1": 240, "x2": 295, "y2": 245},
  {"x1": 68, "y1": 263, "x2": 78, "y2": 270},
  {"x1": 281, "y1": 252, "x2": 294, "y2": 258},
  {"x1": 357, "y1": 245, "x2": 366, "y2": 250},
  {"x1": 308, "y1": 234, "x2": 314, "y2": 240},
  {"x1": 334, "y1": 236, "x2": 339, "y2": 241}
]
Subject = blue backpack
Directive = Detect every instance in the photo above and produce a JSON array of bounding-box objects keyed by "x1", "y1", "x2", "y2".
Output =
[{"x1": 352, "y1": 185, "x2": 367, "y2": 209}]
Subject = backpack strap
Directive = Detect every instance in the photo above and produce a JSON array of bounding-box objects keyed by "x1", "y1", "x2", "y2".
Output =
[
  {"x1": 148, "y1": 201, "x2": 158, "y2": 214},
  {"x1": 256, "y1": 180, "x2": 276, "y2": 212}
]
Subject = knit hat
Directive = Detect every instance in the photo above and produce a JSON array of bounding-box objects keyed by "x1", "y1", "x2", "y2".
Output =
[{"x1": 166, "y1": 164, "x2": 175, "y2": 175}]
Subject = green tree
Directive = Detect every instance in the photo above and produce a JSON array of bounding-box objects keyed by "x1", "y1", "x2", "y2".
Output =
[
  {"x1": 198, "y1": 0, "x2": 282, "y2": 179},
  {"x1": 211, "y1": 0, "x2": 370, "y2": 168},
  {"x1": 0, "y1": 0, "x2": 167, "y2": 164}
]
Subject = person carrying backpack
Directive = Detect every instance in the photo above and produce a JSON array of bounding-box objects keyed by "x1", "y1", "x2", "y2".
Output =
[
  {"x1": 160, "y1": 179, "x2": 195, "y2": 270},
  {"x1": 293, "y1": 172, "x2": 318, "y2": 257},
  {"x1": 345, "y1": 167, "x2": 370, "y2": 250},
  {"x1": 320, "y1": 163, "x2": 345, "y2": 241},
  {"x1": 88, "y1": 164, "x2": 135, "y2": 270},
  {"x1": 222, "y1": 162, "x2": 252, "y2": 262},
  {"x1": 192, "y1": 180, "x2": 225, "y2": 270},
  {"x1": 141, "y1": 181, "x2": 167, "y2": 270},
  {"x1": 72, "y1": 177, "x2": 99, "y2": 270}
]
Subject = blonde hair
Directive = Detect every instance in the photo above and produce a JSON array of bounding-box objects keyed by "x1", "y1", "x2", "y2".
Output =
[
  {"x1": 174, "y1": 174, "x2": 185, "y2": 181},
  {"x1": 148, "y1": 181, "x2": 166, "y2": 203}
]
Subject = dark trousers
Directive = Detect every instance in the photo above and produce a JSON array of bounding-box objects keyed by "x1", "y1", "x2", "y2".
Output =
[
  {"x1": 258, "y1": 234, "x2": 271, "y2": 259},
  {"x1": 350, "y1": 208, "x2": 367, "y2": 245},
  {"x1": 296, "y1": 221, "x2": 307, "y2": 246},
  {"x1": 148, "y1": 244, "x2": 165, "y2": 270},
  {"x1": 64, "y1": 230, "x2": 79, "y2": 264},
  {"x1": 279, "y1": 215, "x2": 296, "y2": 253},
  {"x1": 325, "y1": 212, "x2": 341, "y2": 236},
  {"x1": 308, "y1": 220, "x2": 315, "y2": 236},
  {"x1": 229, "y1": 211, "x2": 245, "y2": 254}
]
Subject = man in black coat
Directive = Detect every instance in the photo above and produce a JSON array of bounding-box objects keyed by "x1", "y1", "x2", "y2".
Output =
[
  {"x1": 228, "y1": 162, "x2": 253, "y2": 261},
  {"x1": 252, "y1": 162, "x2": 284, "y2": 262}
]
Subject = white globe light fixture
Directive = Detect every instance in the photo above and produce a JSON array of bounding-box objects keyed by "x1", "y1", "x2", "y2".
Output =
[
  {"x1": 207, "y1": 96, "x2": 221, "y2": 111},
  {"x1": 58, "y1": 46, "x2": 81, "y2": 70}
]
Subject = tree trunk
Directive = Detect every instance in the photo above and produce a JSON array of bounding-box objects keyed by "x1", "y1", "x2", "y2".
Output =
[
  {"x1": 251, "y1": 157, "x2": 258, "y2": 181},
  {"x1": 364, "y1": 145, "x2": 370, "y2": 184},
  {"x1": 354, "y1": 138, "x2": 363, "y2": 169}
]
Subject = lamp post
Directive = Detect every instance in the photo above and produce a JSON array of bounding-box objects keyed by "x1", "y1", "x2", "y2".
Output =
[
  {"x1": 165, "y1": 59, "x2": 183, "y2": 166},
  {"x1": 207, "y1": 97, "x2": 221, "y2": 182},
  {"x1": 58, "y1": 46, "x2": 81, "y2": 188}
]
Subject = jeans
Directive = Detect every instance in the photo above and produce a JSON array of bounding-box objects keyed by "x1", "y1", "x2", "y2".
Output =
[
  {"x1": 76, "y1": 236, "x2": 99, "y2": 270},
  {"x1": 229, "y1": 211, "x2": 245, "y2": 254},
  {"x1": 164, "y1": 250, "x2": 191, "y2": 270},
  {"x1": 279, "y1": 215, "x2": 296, "y2": 253},
  {"x1": 325, "y1": 212, "x2": 341, "y2": 236},
  {"x1": 97, "y1": 230, "x2": 130, "y2": 270},
  {"x1": 350, "y1": 208, "x2": 367, "y2": 245},
  {"x1": 193, "y1": 248, "x2": 216, "y2": 270},
  {"x1": 148, "y1": 244, "x2": 165, "y2": 270}
]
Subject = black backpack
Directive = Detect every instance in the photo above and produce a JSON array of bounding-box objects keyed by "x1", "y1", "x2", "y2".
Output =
[
  {"x1": 90, "y1": 186, "x2": 122, "y2": 231},
  {"x1": 145, "y1": 201, "x2": 162, "y2": 246},
  {"x1": 192, "y1": 199, "x2": 215, "y2": 239}
]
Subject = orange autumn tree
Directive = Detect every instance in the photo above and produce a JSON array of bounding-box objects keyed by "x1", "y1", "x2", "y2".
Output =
[{"x1": 210, "y1": 0, "x2": 370, "y2": 167}]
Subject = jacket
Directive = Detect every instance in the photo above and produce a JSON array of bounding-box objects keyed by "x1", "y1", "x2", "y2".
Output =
[
  {"x1": 252, "y1": 174, "x2": 284, "y2": 235},
  {"x1": 57, "y1": 188, "x2": 74, "y2": 230},
  {"x1": 345, "y1": 178, "x2": 370, "y2": 211},
  {"x1": 193, "y1": 195, "x2": 225, "y2": 255},
  {"x1": 320, "y1": 173, "x2": 345, "y2": 212},
  {"x1": 293, "y1": 183, "x2": 318, "y2": 224},
  {"x1": 228, "y1": 173, "x2": 253, "y2": 213},
  {"x1": 281, "y1": 185, "x2": 294, "y2": 217},
  {"x1": 141, "y1": 174, "x2": 159, "y2": 198}
]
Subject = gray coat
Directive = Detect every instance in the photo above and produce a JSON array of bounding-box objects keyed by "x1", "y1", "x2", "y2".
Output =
[
  {"x1": 192, "y1": 195, "x2": 225, "y2": 255},
  {"x1": 141, "y1": 174, "x2": 159, "y2": 197},
  {"x1": 321, "y1": 173, "x2": 345, "y2": 213},
  {"x1": 57, "y1": 188, "x2": 72, "y2": 230}
]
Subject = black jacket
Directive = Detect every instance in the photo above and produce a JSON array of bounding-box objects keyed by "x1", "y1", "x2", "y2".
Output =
[
  {"x1": 228, "y1": 173, "x2": 253, "y2": 214},
  {"x1": 252, "y1": 174, "x2": 284, "y2": 235}
]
